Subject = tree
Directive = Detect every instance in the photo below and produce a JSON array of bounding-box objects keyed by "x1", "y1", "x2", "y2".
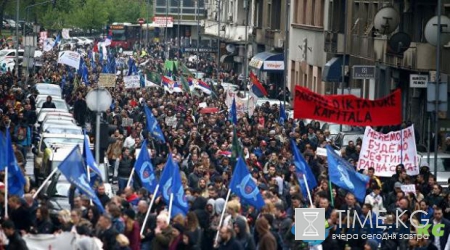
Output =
[
  {"x1": 69, "y1": 0, "x2": 109, "y2": 32},
  {"x1": 0, "y1": 0, "x2": 9, "y2": 35}
]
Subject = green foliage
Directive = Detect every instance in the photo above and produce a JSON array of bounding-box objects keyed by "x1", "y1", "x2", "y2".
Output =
[{"x1": 2, "y1": 0, "x2": 152, "y2": 31}]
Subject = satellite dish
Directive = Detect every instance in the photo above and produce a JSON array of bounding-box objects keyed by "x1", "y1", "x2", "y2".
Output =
[
  {"x1": 388, "y1": 32, "x2": 412, "y2": 54},
  {"x1": 373, "y1": 6, "x2": 400, "y2": 34},
  {"x1": 226, "y1": 44, "x2": 236, "y2": 53},
  {"x1": 424, "y1": 15, "x2": 450, "y2": 46}
]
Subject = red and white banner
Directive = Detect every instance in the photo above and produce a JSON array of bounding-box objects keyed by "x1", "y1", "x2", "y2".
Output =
[
  {"x1": 358, "y1": 126, "x2": 419, "y2": 177},
  {"x1": 294, "y1": 86, "x2": 402, "y2": 126},
  {"x1": 153, "y1": 16, "x2": 174, "y2": 27}
]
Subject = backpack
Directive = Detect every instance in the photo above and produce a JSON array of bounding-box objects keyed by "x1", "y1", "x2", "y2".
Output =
[{"x1": 17, "y1": 126, "x2": 27, "y2": 141}]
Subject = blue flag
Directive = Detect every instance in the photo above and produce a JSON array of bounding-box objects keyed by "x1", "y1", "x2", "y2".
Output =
[
  {"x1": 229, "y1": 157, "x2": 265, "y2": 209},
  {"x1": 82, "y1": 61, "x2": 89, "y2": 84},
  {"x1": 144, "y1": 105, "x2": 166, "y2": 143},
  {"x1": 134, "y1": 140, "x2": 157, "y2": 193},
  {"x1": 127, "y1": 58, "x2": 138, "y2": 76},
  {"x1": 53, "y1": 34, "x2": 61, "y2": 47},
  {"x1": 279, "y1": 102, "x2": 287, "y2": 124},
  {"x1": 230, "y1": 97, "x2": 237, "y2": 125},
  {"x1": 140, "y1": 74, "x2": 145, "y2": 88},
  {"x1": 3, "y1": 132, "x2": 26, "y2": 197},
  {"x1": 0, "y1": 131, "x2": 6, "y2": 169},
  {"x1": 159, "y1": 154, "x2": 189, "y2": 217},
  {"x1": 290, "y1": 139, "x2": 317, "y2": 200},
  {"x1": 326, "y1": 145, "x2": 369, "y2": 202},
  {"x1": 58, "y1": 145, "x2": 105, "y2": 213},
  {"x1": 82, "y1": 133, "x2": 103, "y2": 186}
]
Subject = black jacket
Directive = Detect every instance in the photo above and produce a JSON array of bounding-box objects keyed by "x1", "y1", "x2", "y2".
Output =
[
  {"x1": 6, "y1": 232, "x2": 29, "y2": 250},
  {"x1": 99, "y1": 226, "x2": 120, "y2": 250},
  {"x1": 218, "y1": 237, "x2": 244, "y2": 250},
  {"x1": 10, "y1": 205, "x2": 32, "y2": 232},
  {"x1": 42, "y1": 101, "x2": 56, "y2": 109}
]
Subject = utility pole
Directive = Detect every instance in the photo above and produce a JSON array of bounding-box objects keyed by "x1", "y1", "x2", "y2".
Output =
[
  {"x1": 178, "y1": 0, "x2": 182, "y2": 48},
  {"x1": 339, "y1": 0, "x2": 348, "y2": 132},
  {"x1": 434, "y1": 0, "x2": 442, "y2": 177},
  {"x1": 216, "y1": 0, "x2": 221, "y2": 82},
  {"x1": 283, "y1": 0, "x2": 290, "y2": 106},
  {"x1": 15, "y1": 0, "x2": 20, "y2": 78},
  {"x1": 164, "y1": 0, "x2": 169, "y2": 59},
  {"x1": 195, "y1": 0, "x2": 200, "y2": 71},
  {"x1": 146, "y1": 0, "x2": 150, "y2": 45}
]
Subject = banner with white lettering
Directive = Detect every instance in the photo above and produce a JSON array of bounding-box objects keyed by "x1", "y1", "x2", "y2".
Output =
[
  {"x1": 123, "y1": 75, "x2": 140, "y2": 89},
  {"x1": 358, "y1": 126, "x2": 419, "y2": 176},
  {"x1": 225, "y1": 89, "x2": 257, "y2": 116},
  {"x1": 57, "y1": 51, "x2": 81, "y2": 69},
  {"x1": 23, "y1": 232, "x2": 102, "y2": 250}
]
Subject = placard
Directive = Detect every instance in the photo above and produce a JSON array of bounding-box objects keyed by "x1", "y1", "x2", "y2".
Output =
[
  {"x1": 98, "y1": 74, "x2": 116, "y2": 87},
  {"x1": 122, "y1": 118, "x2": 134, "y2": 127},
  {"x1": 123, "y1": 75, "x2": 140, "y2": 89},
  {"x1": 401, "y1": 184, "x2": 416, "y2": 194},
  {"x1": 410, "y1": 74, "x2": 428, "y2": 88},
  {"x1": 294, "y1": 86, "x2": 402, "y2": 126},
  {"x1": 358, "y1": 126, "x2": 419, "y2": 177},
  {"x1": 316, "y1": 147, "x2": 342, "y2": 157}
]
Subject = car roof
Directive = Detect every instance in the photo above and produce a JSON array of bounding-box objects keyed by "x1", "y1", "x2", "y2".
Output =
[
  {"x1": 34, "y1": 83, "x2": 62, "y2": 90},
  {"x1": 41, "y1": 133, "x2": 84, "y2": 139}
]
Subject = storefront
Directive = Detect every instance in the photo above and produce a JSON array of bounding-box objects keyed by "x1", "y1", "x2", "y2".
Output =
[{"x1": 249, "y1": 51, "x2": 284, "y2": 85}]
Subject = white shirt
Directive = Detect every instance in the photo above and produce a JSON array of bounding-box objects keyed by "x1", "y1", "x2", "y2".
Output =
[
  {"x1": 434, "y1": 220, "x2": 442, "y2": 250},
  {"x1": 364, "y1": 192, "x2": 385, "y2": 215},
  {"x1": 123, "y1": 136, "x2": 136, "y2": 149}
]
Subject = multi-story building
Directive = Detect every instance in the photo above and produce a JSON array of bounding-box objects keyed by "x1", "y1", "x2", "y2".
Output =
[
  {"x1": 291, "y1": 0, "x2": 450, "y2": 144},
  {"x1": 154, "y1": 0, "x2": 206, "y2": 49}
]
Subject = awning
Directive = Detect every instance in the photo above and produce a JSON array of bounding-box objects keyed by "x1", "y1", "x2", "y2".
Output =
[
  {"x1": 249, "y1": 51, "x2": 284, "y2": 71},
  {"x1": 322, "y1": 56, "x2": 348, "y2": 82},
  {"x1": 220, "y1": 54, "x2": 234, "y2": 63}
]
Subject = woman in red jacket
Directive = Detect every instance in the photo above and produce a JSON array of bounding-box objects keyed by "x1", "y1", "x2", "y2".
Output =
[{"x1": 123, "y1": 209, "x2": 141, "y2": 250}]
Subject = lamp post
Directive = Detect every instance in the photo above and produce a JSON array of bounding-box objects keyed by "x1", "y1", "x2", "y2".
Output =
[
  {"x1": 85, "y1": 88, "x2": 112, "y2": 165},
  {"x1": 339, "y1": 0, "x2": 348, "y2": 133},
  {"x1": 15, "y1": 0, "x2": 20, "y2": 78},
  {"x1": 216, "y1": 0, "x2": 221, "y2": 82}
]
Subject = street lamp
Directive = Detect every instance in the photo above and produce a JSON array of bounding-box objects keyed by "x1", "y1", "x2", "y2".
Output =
[{"x1": 85, "y1": 88, "x2": 112, "y2": 165}]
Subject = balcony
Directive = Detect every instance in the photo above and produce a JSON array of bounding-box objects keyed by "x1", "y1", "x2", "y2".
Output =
[
  {"x1": 203, "y1": 20, "x2": 250, "y2": 43},
  {"x1": 264, "y1": 29, "x2": 284, "y2": 49},
  {"x1": 349, "y1": 35, "x2": 375, "y2": 60},
  {"x1": 324, "y1": 31, "x2": 345, "y2": 54},
  {"x1": 373, "y1": 38, "x2": 436, "y2": 72}
]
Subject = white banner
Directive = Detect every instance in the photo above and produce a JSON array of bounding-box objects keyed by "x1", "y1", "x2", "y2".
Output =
[
  {"x1": 62, "y1": 29, "x2": 70, "y2": 39},
  {"x1": 401, "y1": 184, "x2": 416, "y2": 194},
  {"x1": 123, "y1": 75, "x2": 140, "y2": 89},
  {"x1": 23, "y1": 232, "x2": 102, "y2": 250},
  {"x1": 316, "y1": 147, "x2": 341, "y2": 157},
  {"x1": 358, "y1": 126, "x2": 419, "y2": 177},
  {"x1": 225, "y1": 89, "x2": 257, "y2": 117},
  {"x1": 57, "y1": 51, "x2": 81, "y2": 69}
]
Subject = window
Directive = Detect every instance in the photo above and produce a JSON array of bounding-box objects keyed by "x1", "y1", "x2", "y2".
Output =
[
  {"x1": 271, "y1": 0, "x2": 281, "y2": 29},
  {"x1": 256, "y1": 0, "x2": 263, "y2": 27}
]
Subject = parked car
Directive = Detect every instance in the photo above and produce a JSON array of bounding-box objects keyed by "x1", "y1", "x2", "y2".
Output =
[
  {"x1": 256, "y1": 97, "x2": 292, "y2": 110},
  {"x1": 0, "y1": 49, "x2": 24, "y2": 62},
  {"x1": 2, "y1": 20, "x2": 10, "y2": 29},
  {"x1": 36, "y1": 98, "x2": 69, "y2": 113},
  {"x1": 419, "y1": 153, "x2": 450, "y2": 188},
  {"x1": 321, "y1": 123, "x2": 362, "y2": 138},
  {"x1": 32, "y1": 133, "x2": 84, "y2": 184},
  {"x1": 31, "y1": 83, "x2": 62, "y2": 98},
  {"x1": 36, "y1": 109, "x2": 71, "y2": 124},
  {"x1": 5, "y1": 19, "x2": 21, "y2": 29},
  {"x1": 334, "y1": 131, "x2": 365, "y2": 149}
]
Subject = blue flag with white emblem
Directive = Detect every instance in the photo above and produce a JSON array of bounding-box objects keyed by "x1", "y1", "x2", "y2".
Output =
[
  {"x1": 159, "y1": 154, "x2": 189, "y2": 217},
  {"x1": 144, "y1": 105, "x2": 166, "y2": 143},
  {"x1": 2, "y1": 131, "x2": 26, "y2": 196},
  {"x1": 291, "y1": 139, "x2": 317, "y2": 199},
  {"x1": 229, "y1": 157, "x2": 265, "y2": 209},
  {"x1": 58, "y1": 145, "x2": 105, "y2": 213},
  {"x1": 326, "y1": 145, "x2": 369, "y2": 202},
  {"x1": 135, "y1": 140, "x2": 157, "y2": 193},
  {"x1": 82, "y1": 132, "x2": 103, "y2": 186},
  {"x1": 230, "y1": 97, "x2": 237, "y2": 125}
]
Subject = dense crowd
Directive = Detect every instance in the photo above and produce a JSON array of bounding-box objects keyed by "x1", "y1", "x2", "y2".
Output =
[{"x1": 0, "y1": 38, "x2": 450, "y2": 250}]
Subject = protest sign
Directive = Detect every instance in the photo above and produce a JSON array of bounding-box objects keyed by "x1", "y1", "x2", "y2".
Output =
[
  {"x1": 358, "y1": 126, "x2": 419, "y2": 177},
  {"x1": 225, "y1": 89, "x2": 257, "y2": 117},
  {"x1": 98, "y1": 73, "x2": 116, "y2": 87},
  {"x1": 57, "y1": 51, "x2": 81, "y2": 69},
  {"x1": 122, "y1": 118, "x2": 134, "y2": 127},
  {"x1": 401, "y1": 184, "x2": 416, "y2": 194},
  {"x1": 23, "y1": 232, "x2": 102, "y2": 250},
  {"x1": 294, "y1": 86, "x2": 402, "y2": 126},
  {"x1": 316, "y1": 147, "x2": 341, "y2": 157},
  {"x1": 123, "y1": 75, "x2": 140, "y2": 89}
]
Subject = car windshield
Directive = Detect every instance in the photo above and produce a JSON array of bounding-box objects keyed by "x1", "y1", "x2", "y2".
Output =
[
  {"x1": 36, "y1": 87, "x2": 61, "y2": 97},
  {"x1": 327, "y1": 124, "x2": 353, "y2": 134},
  {"x1": 54, "y1": 182, "x2": 70, "y2": 197},
  {"x1": 426, "y1": 158, "x2": 450, "y2": 172},
  {"x1": 37, "y1": 99, "x2": 67, "y2": 110},
  {"x1": 45, "y1": 127, "x2": 81, "y2": 135},
  {"x1": 112, "y1": 30, "x2": 126, "y2": 41},
  {"x1": 0, "y1": 51, "x2": 9, "y2": 57},
  {"x1": 43, "y1": 137, "x2": 83, "y2": 148},
  {"x1": 342, "y1": 134, "x2": 363, "y2": 146}
]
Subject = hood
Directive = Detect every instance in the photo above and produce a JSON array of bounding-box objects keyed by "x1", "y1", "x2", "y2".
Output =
[
  {"x1": 234, "y1": 217, "x2": 247, "y2": 237},
  {"x1": 366, "y1": 239, "x2": 378, "y2": 250},
  {"x1": 191, "y1": 196, "x2": 207, "y2": 211},
  {"x1": 214, "y1": 198, "x2": 226, "y2": 215},
  {"x1": 207, "y1": 199, "x2": 216, "y2": 215}
]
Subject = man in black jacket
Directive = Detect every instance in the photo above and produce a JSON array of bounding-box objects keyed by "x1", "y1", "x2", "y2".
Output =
[
  {"x1": 2, "y1": 220, "x2": 29, "y2": 249},
  {"x1": 42, "y1": 96, "x2": 56, "y2": 109},
  {"x1": 97, "y1": 214, "x2": 120, "y2": 250}
]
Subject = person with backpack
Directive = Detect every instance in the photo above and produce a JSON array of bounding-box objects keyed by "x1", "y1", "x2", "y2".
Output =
[{"x1": 13, "y1": 112, "x2": 31, "y2": 159}]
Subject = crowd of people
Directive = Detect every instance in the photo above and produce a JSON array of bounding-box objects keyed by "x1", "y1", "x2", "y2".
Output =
[{"x1": 1, "y1": 37, "x2": 450, "y2": 250}]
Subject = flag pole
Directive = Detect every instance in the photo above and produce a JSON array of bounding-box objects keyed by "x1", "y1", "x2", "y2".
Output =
[
  {"x1": 303, "y1": 175, "x2": 314, "y2": 207},
  {"x1": 328, "y1": 179, "x2": 334, "y2": 207},
  {"x1": 32, "y1": 167, "x2": 59, "y2": 199},
  {"x1": 140, "y1": 184, "x2": 159, "y2": 236},
  {"x1": 126, "y1": 168, "x2": 135, "y2": 187},
  {"x1": 167, "y1": 193, "x2": 174, "y2": 224},
  {"x1": 4, "y1": 166, "x2": 8, "y2": 218},
  {"x1": 214, "y1": 188, "x2": 231, "y2": 243}
]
